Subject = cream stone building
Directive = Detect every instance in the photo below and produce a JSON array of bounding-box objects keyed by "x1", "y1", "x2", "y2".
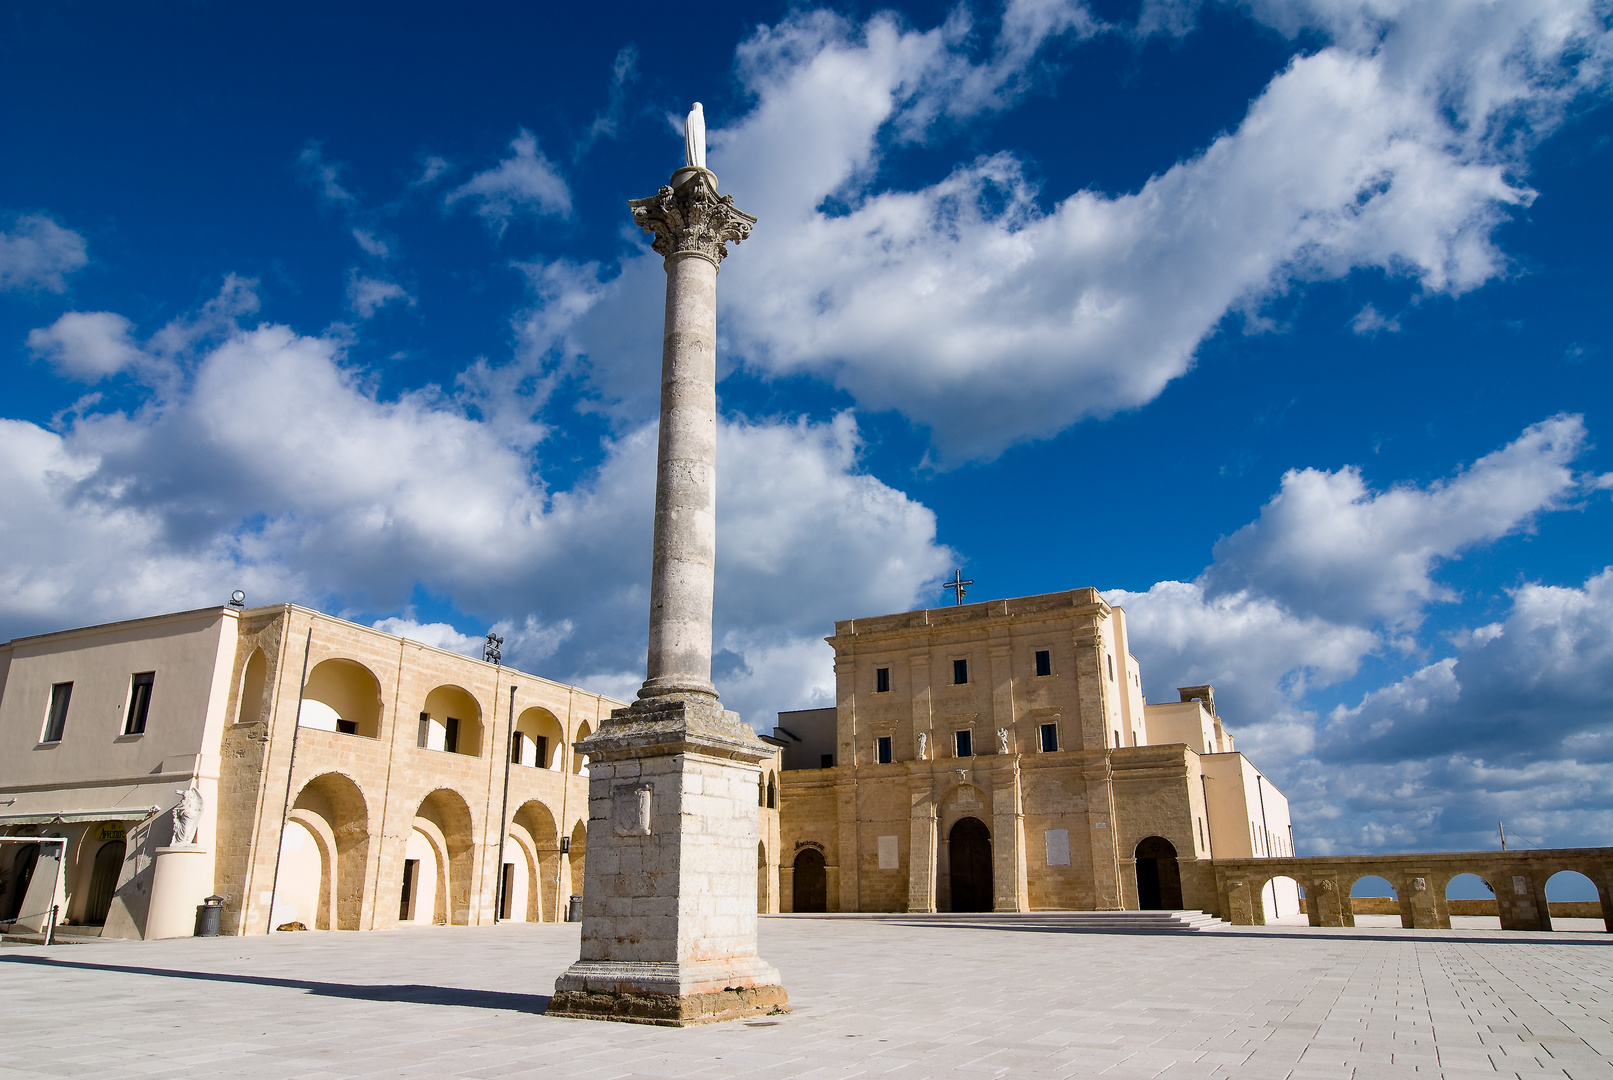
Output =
[
  {"x1": 776, "y1": 588, "x2": 1299, "y2": 917},
  {"x1": 0, "y1": 602, "x2": 787, "y2": 940}
]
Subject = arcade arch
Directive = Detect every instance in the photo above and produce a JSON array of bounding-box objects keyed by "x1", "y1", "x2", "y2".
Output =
[
  {"x1": 1135, "y1": 836, "x2": 1182, "y2": 910},
  {"x1": 567, "y1": 820, "x2": 587, "y2": 901},
  {"x1": 512, "y1": 708, "x2": 565, "y2": 769},
  {"x1": 411, "y1": 788, "x2": 475, "y2": 924},
  {"x1": 572, "y1": 722, "x2": 592, "y2": 773},
  {"x1": 511, "y1": 800, "x2": 562, "y2": 922},
  {"x1": 277, "y1": 772, "x2": 371, "y2": 930},
  {"x1": 238, "y1": 648, "x2": 267, "y2": 726},
  {"x1": 421, "y1": 686, "x2": 483, "y2": 756},
  {"x1": 758, "y1": 841, "x2": 769, "y2": 913},
  {"x1": 300, "y1": 659, "x2": 383, "y2": 738}
]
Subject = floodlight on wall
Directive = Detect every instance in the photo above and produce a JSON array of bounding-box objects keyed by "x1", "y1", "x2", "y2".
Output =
[
  {"x1": 483, "y1": 632, "x2": 504, "y2": 665},
  {"x1": 229, "y1": 590, "x2": 246, "y2": 608}
]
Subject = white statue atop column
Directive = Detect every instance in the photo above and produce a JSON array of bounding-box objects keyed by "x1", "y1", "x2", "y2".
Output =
[{"x1": 548, "y1": 104, "x2": 785, "y2": 1027}]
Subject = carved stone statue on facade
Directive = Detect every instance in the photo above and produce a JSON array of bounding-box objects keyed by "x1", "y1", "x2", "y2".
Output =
[
  {"x1": 171, "y1": 785, "x2": 204, "y2": 846},
  {"x1": 684, "y1": 101, "x2": 706, "y2": 170},
  {"x1": 997, "y1": 727, "x2": 1010, "y2": 755},
  {"x1": 916, "y1": 732, "x2": 927, "y2": 760}
]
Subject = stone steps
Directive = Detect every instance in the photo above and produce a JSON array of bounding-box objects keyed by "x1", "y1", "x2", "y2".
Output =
[{"x1": 773, "y1": 910, "x2": 1229, "y2": 933}]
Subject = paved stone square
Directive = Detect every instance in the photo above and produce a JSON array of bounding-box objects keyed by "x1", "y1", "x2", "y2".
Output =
[{"x1": 2, "y1": 919, "x2": 1610, "y2": 1079}]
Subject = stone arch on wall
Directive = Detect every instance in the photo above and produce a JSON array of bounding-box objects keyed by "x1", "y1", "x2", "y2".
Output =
[
  {"x1": 301, "y1": 659, "x2": 384, "y2": 738},
  {"x1": 403, "y1": 820, "x2": 448, "y2": 925},
  {"x1": 567, "y1": 820, "x2": 587, "y2": 902},
  {"x1": 758, "y1": 841, "x2": 769, "y2": 913},
  {"x1": 572, "y1": 722, "x2": 593, "y2": 773},
  {"x1": 421, "y1": 686, "x2": 484, "y2": 757},
  {"x1": 793, "y1": 848, "x2": 827, "y2": 913},
  {"x1": 290, "y1": 771, "x2": 371, "y2": 930},
  {"x1": 413, "y1": 788, "x2": 476, "y2": 924},
  {"x1": 767, "y1": 772, "x2": 777, "y2": 809},
  {"x1": 1135, "y1": 837, "x2": 1182, "y2": 910},
  {"x1": 238, "y1": 648, "x2": 268, "y2": 726},
  {"x1": 513, "y1": 707, "x2": 565, "y2": 769},
  {"x1": 948, "y1": 817, "x2": 993, "y2": 913},
  {"x1": 512, "y1": 799, "x2": 562, "y2": 922}
]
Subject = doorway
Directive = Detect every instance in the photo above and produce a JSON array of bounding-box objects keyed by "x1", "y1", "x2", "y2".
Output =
[
  {"x1": 1135, "y1": 836, "x2": 1182, "y2": 909},
  {"x1": 949, "y1": 817, "x2": 993, "y2": 912},
  {"x1": 793, "y1": 849, "x2": 827, "y2": 913},
  {"x1": 82, "y1": 840, "x2": 125, "y2": 925}
]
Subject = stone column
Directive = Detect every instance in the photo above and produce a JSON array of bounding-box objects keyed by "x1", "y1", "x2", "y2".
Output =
[{"x1": 548, "y1": 166, "x2": 786, "y2": 1026}]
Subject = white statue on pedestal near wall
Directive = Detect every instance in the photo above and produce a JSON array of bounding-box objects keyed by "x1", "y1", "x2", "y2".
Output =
[{"x1": 171, "y1": 785, "x2": 204, "y2": 846}]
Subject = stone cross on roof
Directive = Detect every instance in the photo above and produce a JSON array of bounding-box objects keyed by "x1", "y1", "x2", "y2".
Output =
[{"x1": 945, "y1": 569, "x2": 974, "y2": 606}]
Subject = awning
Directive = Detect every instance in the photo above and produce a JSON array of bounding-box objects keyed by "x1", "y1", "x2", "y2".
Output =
[{"x1": 0, "y1": 807, "x2": 159, "y2": 826}]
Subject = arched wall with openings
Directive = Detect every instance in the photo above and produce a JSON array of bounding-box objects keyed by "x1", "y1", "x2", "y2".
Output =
[
  {"x1": 513, "y1": 708, "x2": 565, "y2": 769},
  {"x1": 420, "y1": 686, "x2": 483, "y2": 756},
  {"x1": 300, "y1": 659, "x2": 384, "y2": 738}
]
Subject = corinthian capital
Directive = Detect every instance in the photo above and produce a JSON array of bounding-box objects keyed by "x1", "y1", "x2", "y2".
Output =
[{"x1": 629, "y1": 167, "x2": 757, "y2": 267}]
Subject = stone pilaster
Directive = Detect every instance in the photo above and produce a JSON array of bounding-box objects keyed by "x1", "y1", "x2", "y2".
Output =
[{"x1": 907, "y1": 769, "x2": 937, "y2": 913}]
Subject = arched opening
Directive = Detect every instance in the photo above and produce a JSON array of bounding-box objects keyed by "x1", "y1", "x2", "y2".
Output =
[
  {"x1": 758, "y1": 774, "x2": 765, "y2": 807},
  {"x1": 572, "y1": 722, "x2": 592, "y2": 774},
  {"x1": 1134, "y1": 836, "x2": 1181, "y2": 910},
  {"x1": 1259, "y1": 875, "x2": 1303, "y2": 924},
  {"x1": 949, "y1": 817, "x2": 993, "y2": 912},
  {"x1": 793, "y1": 849, "x2": 827, "y2": 913},
  {"x1": 1546, "y1": 870, "x2": 1603, "y2": 930},
  {"x1": 498, "y1": 836, "x2": 533, "y2": 921},
  {"x1": 401, "y1": 826, "x2": 443, "y2": 925},
  {"x1": 273, "y1": 819, "x2": 325, "y2": 929},
  {"x1": 1444, "y1": 873, "x2": 1497, "y2": 928},
  {"x1": 413, "y1": 789, "x2": 475, "y2": 924},
  {"x1": 421, "y1": 686, "x2": 483, "y2": 756},
  {"x1": 757, "y1": 841, "x2": 769, "y2": 913},
  {"x1": 767, "y1": 773, "x2": 777, "y2": 809},
  {"x1": 1349, "y1": 875, "x2": 1400, "y2": 924},
  {"x1": 81, "y1": 840, "x2": 125, "y2": 925},
  {"x1": 567, "y1": 820, "x2": 587, "y2": 904},
  {"x1": 513, "y1": 708, "x2": 565, "y2": 769},
  {"x1": 285, "y1": 772, "x2": 370, "y2": 930},
  {"x1": 511, "y1": 800, "x2": 561, "y2": 922},
  {"x1": 300, "y1": 659, "x2": 383, "y2": 738},
  {"x1": 3, "y1": 844, "x2": 40, "y2": 921},
  {"x1": 237, "y1": 648, "x2": 267, "y2": 725}
]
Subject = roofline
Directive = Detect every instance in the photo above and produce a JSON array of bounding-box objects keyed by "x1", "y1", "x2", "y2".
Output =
[{"x1": 0, "y1": 605, "x2": 235, "y2": 650}]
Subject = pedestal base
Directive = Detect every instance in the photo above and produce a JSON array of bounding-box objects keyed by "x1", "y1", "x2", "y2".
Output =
[
  {"x1": 548, "y1": 958, "x2": 789, "y2": 1026},
  {"x1": 146, "y1": 845, "x2": 213, "y2": 940}
]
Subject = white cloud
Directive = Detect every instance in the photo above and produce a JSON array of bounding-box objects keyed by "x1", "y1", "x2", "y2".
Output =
[
  {"x1": 352, "y1": 229, "x2": 391, "y2": 259},
  {"x1": 346, "y1": 273, "x2": 414, "y2": 319},
  {"x1": 27, "y1": 312, "x2": 143, "y2": 381},
  {"x1": 446, "y1": 129, "x2": 571, "y2": 234},
  {"x1": 370, "y1": 617, "x2": 486, "y2": 656},
  {"x1": 0, "y1": 214, "x2": 89, "y2": 293},
  {"x1": 297, "y1": 145, "x2": 356, "y2": 206},
  {"x1": 1350, "y1": 303, "x2": 1400, "y2": 335},
  {"x1": 1204, "y1": 415, "x2": 1589, "y2": 630}
]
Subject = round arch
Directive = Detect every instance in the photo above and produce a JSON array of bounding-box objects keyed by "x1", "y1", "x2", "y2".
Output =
[
  {"x1": 421, "y1": 686, "x2": 484, "y2": 757},
  {"x1": 512, "y1": 799, "x2": 562, "y2": 922},
  {"x1": 413, "y1": 788, "x2": 476, "y2": 924},
  {"x1": 513, "y1": 708, "x2": 565, "y2": 769},
  {"x1": 288, "y1": 771, "x2": 371, "y2": 929},
  {"x1": 792, "y1": 848, "x2": 827, "y2": 913},
  {"x1": 566, "y1": 820, "x2": 587, "y2": 903},
  {"x1": 1134, "y1": 836, "x2": 1181, "y2": 910},
  {"x1": 238, "y1": 648, "x2": 268, "y2": 726},
  {"x1": 301, "y1": 659, "x2": 384, "y2": 738},
  {"x1": 572, "y1": 722, "x2": 593, "y2": 773}
]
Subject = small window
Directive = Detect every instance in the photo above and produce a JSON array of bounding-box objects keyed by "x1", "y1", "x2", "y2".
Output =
[
  {"x1": 1039, "y1": 723, "x2": 1058, "y2": 753},
  {"x1": 955, "y1": 730, "x2": 972, "y2": 758},
  {"x1": 1035, "y1": 650, "x2": 1051, "y2": 677},
  {"x1": 336, "y1": 719, "x2": 358, "y2": 736},
  {"x1": 417, "y1": 712, "x2": 430, "y2": 749},
  {"x1": 1107, "y1": 654, "x2": 1114, "y2": 681},
  {"x1": 124, "y1": 672, "x2": 155, "y2": 735},
  {"x1": 875, "y1": 667, "x2": 890, "y2": 693},
  {"x1": 820, "y1": 753, "x2": 835, "y2": 769},
  {"x1": 953, "y1": 658, "x2": 968, "y2": 685},
  {"x1": 43, "y1": 682, "x2": 72, "y2": 743},
  {"x1": 444, "y1": 716, "x2": 461, "y2": 754},
  {"x1": 876, "y1": 736, "x2": 893, "y2": 764},
  {"x1": 511, "y1": 732, "x2": 525, "y2": 764}
]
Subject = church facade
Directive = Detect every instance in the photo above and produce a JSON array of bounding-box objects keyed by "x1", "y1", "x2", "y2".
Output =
[
  {"x1": 776, "y1": 588, "x2": 1298, "y2": 916},
  {"x1": 0, "y1": 602, "x2": 786, "y2": 939}
]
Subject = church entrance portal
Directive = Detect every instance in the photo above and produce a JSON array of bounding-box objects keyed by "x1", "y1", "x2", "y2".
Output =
[
  {"x1": 793, "y1": 849, "x2": 826, "y2": 912},
  {"x1": 1135, "y1": 836, "x2": 1182, "y2": 909},
  {"x1": 82, "y1": 840, "x2": 125, "y2": 925},
  {"x1": 949, "y1": 817, "x2": 993, "y2": 912}
]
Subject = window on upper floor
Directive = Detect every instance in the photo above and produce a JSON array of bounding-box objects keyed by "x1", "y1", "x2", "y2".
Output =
[
  {"x1": 955, "y1": 729, "x2": 972, "y2": 757},
  {"x1": 124, "y1": 672, "x2": 155, "y2": 736},
  {"x1": 1039, "y1": 722, "x2": 1058, "y2": 753},
  {"x1": 875, "y1": 667, "x2": 890, "y2": 693},
  {"x1": 1106, "y1": 653, "x2": 1115, "y2": 681},
  {"x1": 876, "y1": 736, "x2": 893, "y2": 764},
  {"x1": 953, "y1": 658, "x2": 968, "y2": 685},
  {"x1": 1035, "y1": 650, "x2": 1051, "y2": 677},
  {"x1": 43, "y1": 682, "x2": 72, "y2": 743}
]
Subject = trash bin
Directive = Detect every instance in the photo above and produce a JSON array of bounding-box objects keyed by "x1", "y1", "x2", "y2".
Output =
[
  {"x1": 566, "y1": 894, "x2": 583, "y2": 923},
  {"x1": 194, "y1": 894, "x2": 224, "y2": 937}
]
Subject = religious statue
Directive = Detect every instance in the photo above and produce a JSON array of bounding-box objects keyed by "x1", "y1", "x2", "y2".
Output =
[
  {"x1": 684, "y1": 102, "x2": 706, "y2": 170},
  {"x1": 996, "y1": 727, "x2": 1010, "y2": 755},
  {"x1": 916, "y1": 732, "x2": 927, "y2": 760},
  {"x1": 171, "y1": 785, "x2": 204, "y2": 846}
]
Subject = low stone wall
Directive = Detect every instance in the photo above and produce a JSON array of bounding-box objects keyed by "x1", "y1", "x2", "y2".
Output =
[{"x1": 1298, "y1": 897, "x2": 1604, "y2": 918}]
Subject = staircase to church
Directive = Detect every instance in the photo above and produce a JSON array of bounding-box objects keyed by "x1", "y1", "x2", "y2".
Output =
[{"x1": 779, "y1": 910, "x2": 1229, "y2": 933}]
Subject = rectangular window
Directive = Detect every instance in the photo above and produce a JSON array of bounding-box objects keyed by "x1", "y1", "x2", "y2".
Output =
[
  {"x1": 1039, "y1": 723, "x2": 1058, "y2": 753},
  {"x1": 1035, "y1": 650, "x2": 1051, "y2": 677},
  {"x1": 876, "y1": 736, "x2": 893, "y2": 764},
  {"x1": 955, "y1": 729, "x2": 972, "y2": 758},
  {"x1": 444, "y1": 716, "x2": 461, "y2": 754},
  {"x1": 511, "y1": 732, "x2": 525, "y2": 764},
  {"x1": 43, "y1": 682, "x2": 72, "y2": 742},
  {"x1": 1107, "y1": 653, "x2": 1115, "y2": 681},
  {"x1": 531, "y1": 734, "x2": 548, "y2": 768},
  {"x1": 820, "y1": 753, "x2": 835, "y2": 769},
  {"x1": 336, "y1": 719, "x2": 357, "y2": 736},
  {"x1": 953, "y1": 658, "x2": 968, "y2": 685},
  {"x1": 875, "y1": 667, "x2": 890, "y2": 693},
  {"x1": 417, "y1": 712, "x2": 430, "y2": 748},
  {"x1": 124, "y1": 672, "x2": 155, "y2": 735}
]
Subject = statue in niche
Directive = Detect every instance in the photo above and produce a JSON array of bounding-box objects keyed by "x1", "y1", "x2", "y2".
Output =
[
  {"x1": 997, "y1": 727, "x2": 1010, "y2": 755},
  {"x1": 171, "y1": 785, "x2": 204, "y2": 846},
  {"x1": 684, "y1": 102, "x2": 706, "y2": 169},
  {"x1": 916, "y1": 732, "x2": 927, "y2": 760}
]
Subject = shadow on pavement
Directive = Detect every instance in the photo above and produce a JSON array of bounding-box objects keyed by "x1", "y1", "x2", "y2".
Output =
[
  {"x1": 863, "y1": 920, "x2": 1613, "y2": 945},
  {"x1": 0, "y1": 954, "x2": 552, "y2": 1013}
]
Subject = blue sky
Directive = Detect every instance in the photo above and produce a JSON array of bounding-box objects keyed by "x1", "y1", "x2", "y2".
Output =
[{"x1": 2, "y1": 0, "x2": 1610, "y2": 857}]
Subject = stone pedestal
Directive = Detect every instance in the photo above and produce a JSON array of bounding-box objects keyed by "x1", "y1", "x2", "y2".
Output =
[
  {"x1": 146, "y1": 845, "x2": 213, "y2": 939},
  {"x1": 548, "y1": 696, "x2": 788, "y2": 1025}
]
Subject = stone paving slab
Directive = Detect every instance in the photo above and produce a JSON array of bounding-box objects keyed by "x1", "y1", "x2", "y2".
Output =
[{"x1": 1, "y1": 921, "x2": 1610, "y2": 1078}]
